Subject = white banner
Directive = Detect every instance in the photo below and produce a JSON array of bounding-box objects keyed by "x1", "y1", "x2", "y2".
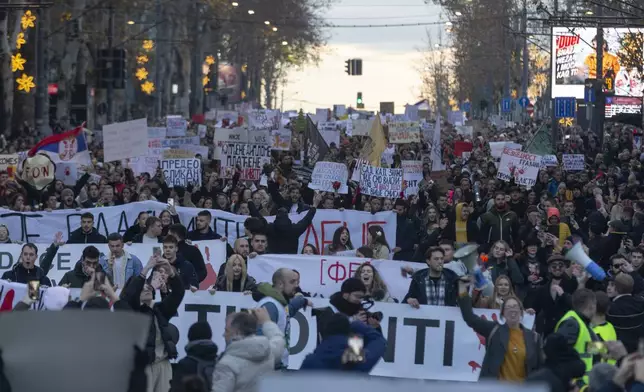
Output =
[
  {"x1": 0, "y1": 154, "x2": 19, "y2": 178},
  {"x1": 0, "y1": 240, "x2": 225, "y2": 287},
  {"x1": 251, "y1": 254, "x2": 411, "y2": 300},
  {"x1": 489, "y1": 142, "x2": 521, "y2": 159},
  {"x1": 360, "y1": 165, "x2": 403, "y2": 198},
  {"x1": 103, "y1": 118, "x2": 148, "y2": 163},
  {"x1": 401, "y1": 160, "x2": 422, "y2": 197},
  {"x1": 388, "y1": 122, "x2": 421, "y2": 144},
  {"x1": 497, "y1": 148, "x2": 541, "y2": 187},
  {"x1": 166, "y1": 116, "x2": 187, "y2": 137},
  {"x1": 160, "y1": 158, "x2": 202, "y2": 187},
  {"x1": 308, "y1": 162, "x2": 349, "y2": 194},
  {"x1": 0, "y1": 202, "x2": 397, "y2": 252},
  {"x1": 248, "y1": 110, "x2": 279, "y2": 132},
  {"x1": 351, "y1": 119, "x2": 372, "y2": 137},
  {"x1": 147, "y1": 127, "x2": 167, "y2": 139},
  {"x1": 562, "y1": 154, "x2": 584, "y2": 171}
]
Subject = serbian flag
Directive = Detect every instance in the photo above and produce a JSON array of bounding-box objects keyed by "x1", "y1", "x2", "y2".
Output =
[{"x1": 27, "y1": 124, "x2": 91, "y2": 165}]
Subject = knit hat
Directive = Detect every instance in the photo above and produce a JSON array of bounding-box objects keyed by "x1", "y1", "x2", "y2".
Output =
[
  {"x1": 43, "y1": 286, "x2": 70, "y2": 311},
  {"x1": 188, "y1": 321, "x2": 212, "y2": 341},
  {"x1": 341, "y1": 277, "x2": 366, "y2": 294},
  {"x1": 547, "y1": 207, "x2": 560, "y2": 220},
  {"x1": 61, "y1": 188, "x2": 74, "y2": 198}
]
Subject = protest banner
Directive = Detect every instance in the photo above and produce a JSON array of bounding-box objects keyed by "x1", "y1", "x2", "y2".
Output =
[
  {"x1": 318, "y1": 122, "x2": 340, "y2": 147},
  {"x1": 351, "y1": 119, "x2": 372, "y2": 136},
  {"x1": 161, "y1": 136, "x2": 200, "y2": 149},
  {"x1": 360, "y1": 164, "x2": 403, "y2": 198},
  {"x1": 388, "y1": 122, "x2": 421, "y2": 144},
  {"x1": 497, "y1": 148, "x2": 541, "y2": 187},
  {"x1": 197, "y1": 124, "x2": 207, "y2": 138},
  {"x1": 160, "y1": 158, "x2": 202, "y2": 187},
  {"x1": 126, "y1": 147, "x2": 163, "y2": 176},
  {"x1": 489, "y1": 142, "x2": 522, "y2": 159},
  {"x1": 0, "y1": 240, "x2": 225, "y2": 288},
  {"x1": 166, "y1": 115, "x2": 187, "y2": 137},
  {"x1": 351, "y1": 158, "x2": 367, "y2": 182},
  {"x1": 562, "y1": 154, "x2": 584, "y2": 171},
  {"x1": 0, "y1": 154, "x2": 19, "y2": 177},
  {"x1": 455, "y1": 125, "x2": 473, "y2": 138},
  {"x1": 401, "y1": 160, "x2": 422, "y2": 196},
  {"x1": 147, "y1": 127, "x2": 166, "y2": 139},
  {"x1": 248, "y1": 109, "x2": 278, "y2": 131},
  {"x1": 102, "y1": 118, "x2": 148, "y2": 163},
  {"x1": 0, "y1": 282, "x2": 533, "y2": 381},
  {"x1": 541, "y1": 154, "x2": 559, "y2": 168},
  {"x1": 219, "y1": 142, "x2": 271, "y2": 181},
  {"x1": 0, "y1": 201, "x2": 397, "y2": 253},
  {"x1": 308, "y1": 162, "x2": 349, "y2": 194},
  {"x1": 54, "y1": 162, "x2": 78, "y2": 186},
  {"x1": 270, "y1": 129, "x2": 292, "y2": 151},
  {"x1": 421, "y1": 121, "x2": 434, "y2": 141}
]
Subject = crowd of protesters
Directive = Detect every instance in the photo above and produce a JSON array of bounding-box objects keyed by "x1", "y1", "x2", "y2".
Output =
[{"x1": 2, "y1": 114, "x2": 644, "y2": 392}]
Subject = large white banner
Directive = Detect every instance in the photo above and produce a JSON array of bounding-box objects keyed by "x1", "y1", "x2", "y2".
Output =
[
  {"x1": 0, "y1": 201, "x2": 397, "y2": 253},
  {"x1": 251, "y1": 254, "x2": 411, "y2": 300},
  {"x1": 0, "y1": 241, "x2": 226, "y2": 288},
  {"x1": 0, "y1": 286, "x2": 533, "y2": 381}
]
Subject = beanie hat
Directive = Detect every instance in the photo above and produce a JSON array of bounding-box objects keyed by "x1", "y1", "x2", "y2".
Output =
[
  {"x1": 341, "y1": 277, "x2": 366, "y2": 294},
  {"x1": 547, "y1": 207, "x2": 560, "y2": 220},
  {"x1": 188, "y1": 321, "x2": 212, "y2": 341},
  {"x1": 43, "y1": 286, "x2": 70, "y2": 311}
]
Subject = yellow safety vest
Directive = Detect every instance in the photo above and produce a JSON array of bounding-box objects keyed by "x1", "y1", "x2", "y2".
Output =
[
  {"x1": 592, "y1": 322, "x2": 617, "y2": 366},
  {"x1": 555, "y1": 310, "x2": 593, "y2": 385}
]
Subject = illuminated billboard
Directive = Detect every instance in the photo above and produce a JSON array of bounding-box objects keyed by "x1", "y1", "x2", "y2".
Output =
[
  {"x1": 605, "y1": 96, "x2": 642, "y2": 118},
  {"x1": 552, "y1": 27, "x2": 643, "y2": 99}
]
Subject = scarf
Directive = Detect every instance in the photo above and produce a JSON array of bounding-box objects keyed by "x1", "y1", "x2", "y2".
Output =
[{"x1": 455, "y1": 202, "x2": 468, "y2": 244}]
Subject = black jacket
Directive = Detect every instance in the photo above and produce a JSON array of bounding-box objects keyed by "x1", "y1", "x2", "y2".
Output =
[
  {"x1": 393, "y1": 215, "x2": 420, "y2": 261},
  {"x1": 170, "y1": 254, "x2": 199, "y2": 289},
  {"x1": 123, "y1": 224, "x2": 144, "y2": 243},
  {"x1": 403, "y1": 267, "x2": 459, "y2": 306},
  {"x1": 249, "y1": 205, "x2": 317, "y2": 254},
  {"x1": 478, "y1": 206, "x2": 520, "y2": 251},
  {"x1": 67, "y1": 227, "x2": 107, "y2": 244},
  {"x1": 59, "y1": 261, "x2": 111, "y2": 289},
  {"x1": 170, "y1": 340, "x2": 218, "y2": 392},
  {"x1": 187, "y1": 228, "x2": 221, "y2": 242},
  {"x1": 178, "y1": 240, "x2": 207, "y2": 283},
  {"x1": 529, "y1": 277, "x2": 578, "y2": 336},
  {"x1": 132, "y1": 233, "x2": 161, "y2": 243},
  {"x1": 607, "y1": 294, "x2": 644, "y2": 353},
  {"x1": 123, "y1": 274, "x2": 185, "y2": 364},
  {"x1": 0, "y1": 244, "x2": 58, "y2": 286}
]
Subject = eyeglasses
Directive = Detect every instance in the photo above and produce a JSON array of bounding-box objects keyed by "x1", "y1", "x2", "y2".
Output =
[{"x1": 550, "y1": 263, "x2": 565, "y2": 269}]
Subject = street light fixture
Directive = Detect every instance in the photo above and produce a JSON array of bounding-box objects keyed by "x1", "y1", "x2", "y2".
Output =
[
  {"x1": 127, "y1": 20, "x2": 135, "y2": 25},
  {"x1": 584, "y1": 10, "x2": 593, "y2": 15},
  {"x1": 434, "y1": 43, "x2": 440, "y2": 48},
  {"x1": 248, "y1": 9, "x2": 254, "y2": 14},
  {"x1": 445, "y1": 21, "x2": 453, "y2": 26},
  {"x1": 282, "y1": 41, "x2": 288, "y2": 46},
  {"x1": 455, "y1": 11, "x2": 462, "y2": 16},
  {"x1": 272, "y1": 26, "x2": 278, "y2": 31},
  {"x1": 264, "y1": 20, "x2": 270, "y2": 25},
  {"x1": 231, "y1": 2, "x2": 238, "y2": 6}
]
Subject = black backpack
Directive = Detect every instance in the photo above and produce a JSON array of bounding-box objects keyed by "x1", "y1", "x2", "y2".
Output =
[{"x1": 188, "y1": 356, "x2": 215, "y2": 390}]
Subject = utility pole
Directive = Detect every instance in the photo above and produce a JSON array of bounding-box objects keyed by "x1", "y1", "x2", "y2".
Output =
[
  {"x1": 106, "y1": 2, "x2": 114, "y2": 123},
  {"x1": 550, "y1": 0, "x2": 559, "y2": 147},
  {"x1": 594, "y1": 4, "x2": 605, "y2": 147},
  {"x1": 189, "y1": 0, "x2": 202, "y2": 116},
  {"x1": 34, "y1": 7, "x2": 50, "y2": 135},
  {"x1": 154, "y1": 0, "x2": 161, "y2": 119},
  {"x1": 521, "y1": 0, "x2": 529, "y2": 123}
]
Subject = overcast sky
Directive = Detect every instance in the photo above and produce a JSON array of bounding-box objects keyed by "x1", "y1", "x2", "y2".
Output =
[{"x1": 281, "y1": 0, "x2": 445, "y2": 114}]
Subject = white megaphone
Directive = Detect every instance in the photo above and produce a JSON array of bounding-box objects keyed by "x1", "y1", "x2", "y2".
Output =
[{"x1": 565, "y1": 242, "x2": 606, "y2": 281}]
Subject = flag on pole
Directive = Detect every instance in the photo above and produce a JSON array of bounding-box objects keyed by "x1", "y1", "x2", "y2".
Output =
[
  {"x1": 431, "y1": 116, "x2": 446, "y2": 172},
  {"x1": 360, "y1": 114, "x2": 386, "y2": 166},
  {"x1": 27, "y1": 124, "x2": 91, "y2": 165}
]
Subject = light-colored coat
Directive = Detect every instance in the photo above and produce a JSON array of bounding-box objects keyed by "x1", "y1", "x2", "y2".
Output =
[{"x1": 211, "y1": 321, "x2": 285, "y2": 392}]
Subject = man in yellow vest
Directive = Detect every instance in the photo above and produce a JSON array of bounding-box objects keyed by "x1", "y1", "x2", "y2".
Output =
[
  {"x1": 591, "y1": 291, "x2": 617, "y2": 365},
  {"x1": 555, "y1": 288, "x2": 601, "y2": 387}
]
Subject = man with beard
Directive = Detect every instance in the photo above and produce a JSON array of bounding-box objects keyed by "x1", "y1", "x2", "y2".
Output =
[
  {"x1": 478, "y1": 190, "x2": 520, "y2": 252},
  {"x1": 188, "y1": 210, "x2": 223, "y2": 241},
  {"x1": 525, "y1": 255, "x2": 578, "y2": 336},
  {"x1": 268, "y1": 181, "x2": 309, "y2": 214},
  {"x1": 404, "y1": 247, "x2": 460, "y2": 308},
  {"x1": 253, "y1": 268, "x2": 308, "y2": 368},
  {"x1": 58, "y1": 188, "x2": 80, "y2": 209},
  {"x1": 313, "y1": 278, "x2": 369, "y2": 342}
]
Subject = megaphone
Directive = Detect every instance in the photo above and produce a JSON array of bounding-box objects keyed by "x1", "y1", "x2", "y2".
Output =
[
  {"x1": 565, "y1": 242, "x2": 606, "y2": 281},
  {"x1": 453, "y1": 244, "x2": 479, "y2": 273}
]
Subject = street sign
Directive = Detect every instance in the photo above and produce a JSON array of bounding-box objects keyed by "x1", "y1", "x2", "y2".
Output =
[
  {"x1": 501, "y1": 97, "x2": 512, "y2": 113},
  {"x1": 554, "y1": 97, "x2": 576, "y2": 119},
  {"x1": 584, "y1": 85, "x2": 595, "y2": 103},
  {"x1": 526, "y1": 104, "x2": 534, "y2": 115},
  {"x1": 518, "y1": 96, "x2": 530, "y2": 108},
  {"x1": 461, "y1": 102, "x2": 471, "y2": 112}
]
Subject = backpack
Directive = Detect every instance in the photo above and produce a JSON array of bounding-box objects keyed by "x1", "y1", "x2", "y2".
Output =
[{"x1": 188, "y1": 356, "x2": 215, "y2": 390}]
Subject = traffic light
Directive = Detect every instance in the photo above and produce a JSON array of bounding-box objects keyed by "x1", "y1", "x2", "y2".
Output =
[
  {"x1": 357, "y1": 92, "x2": 364, "y2": 109},
  {"x1": 345, "y1": 59, "x2": 363, "y2": 76}
]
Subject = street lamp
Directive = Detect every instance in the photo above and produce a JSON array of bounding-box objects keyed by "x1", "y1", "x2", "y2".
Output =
[
  {"x1": 282, "y1": 40, "x2": 288, "y2": 46},
  {"x1": 434, "y1": 43, "x2": 440, "y2": 48},
  {"x1": 264, "y1": 20, "x2": 270, "y2": 25},
  {"x1": 248, "y1": 9, "x2": 254, "y2": 14},
  {"x1": 455, "y1": 11, "x2": 462, "y2": 16},
  {"x1": 272, "y1": 26, "x2": 278, "y2": 32},
  {"x1": 445, "y1": 21, "x2": 453, "y2": 26},
  {"x1": 231, "y1": 2, "x2": 238, "y2": 6},
  {"x1": 584, "y1": 10, "x2": 593, "y2": 15},
  {"x1": 127, "y1": 20, "x2": 135, "y2": 25}
]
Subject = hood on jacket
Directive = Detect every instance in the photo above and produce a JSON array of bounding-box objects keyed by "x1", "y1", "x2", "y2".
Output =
[
  {"x1": 253, "y1": 283, "x2": 287, "y2": 305},
  {"x1": 185, "y1": 339, "x2": 218, "y2": 361},
  {"x1": 456, "y1": 202, "x2": 467, "y2": 222},
  {"x1": 225, "y1": 336, "x2": 272, "y2": 363},
  {"x1": 274, "y1": 210, "x2": 292, "y2": 231}
]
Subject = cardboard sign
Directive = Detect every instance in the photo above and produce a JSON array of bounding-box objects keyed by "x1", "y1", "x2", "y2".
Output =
[
  {"x1": 160, "y1": 158, "x2": 202, "y2": 187},
  {"x1": 309, "y1": 162, "x2": 349, "y2": 194},
  {"x1": 497, "y1": 148, "x2": 541, "y2": 187},
  {"x1": 166, "y1": 115, "x2": 187, "y2": 137},
  {"x1": 270, "y1": 129, "x2": 292, "y2": 151},
  {"x1": 562, "y1": 154, "x2": 584, "y2": 171},
  {"x1": 0, "y1": 154, "x2": 19, "y2": 178},
  {"x1": 102, "y1": 118, "x2": 148, "y2": 163},
  {"x1": 360, "y1": 164, "x2": 403, "y2": 198},
  {"x1": 388, "y1": 122, "x2": 421, "y2": 144},
  {"x1": 401, "y1": 160, "x2": 423, "y2": 196}
]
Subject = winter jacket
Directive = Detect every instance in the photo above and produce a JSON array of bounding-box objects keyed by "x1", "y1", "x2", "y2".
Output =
[
  {"x1": 169, "y1": 254, "x2": 199, "y2": 289},
  {"x1": 528, "y1": 277, "x2": 578, "y2": 336},
  {"x1": 403, "y1": 267, "x2": 460, "y2": 306},
  {"x1": 98, "y1": 251, "x2": 143, "y2": 286},
  {"x1": 0, "y1": 244, "x2": 59, "y2": 285},
  {"x1": 300, "y1": 321, "x2": 386, "y2": 372},
  {"x1": 458, "y1": 294, "x2": 542, "y2": 379},
  {"x1": 249, "y1": 206, "x2": 317, "y2": 255},
  {"x1": 393, "y1": 214, "x2": 420, "y2": 261},
  {"x1": 484, "y1": 256, "x2": 525, "y2": 289},
  {"x1": 59, "y1": 261, "x2": 110, "y2": 289},
  {"x1": 67, "y1": 227, "x2": 107, "y2": 244},
  {"x1": 478, "y1": 206, "x2": 520, "y2": 251},
  {"x1": 211, "y1": 321, "x2": 285, "y2": 392},
  {"x1": 123, "y1": 274, "x2": 185, "y2": 364},
  {"x1": 606, "y1": 294, "x2": 644, "y2": 353},
  {"x1": 215, "y1": 274, "x2": 257, "y2": 292},
  {"x1": 178, "y1": 240, "x2": 207, "y2": 282},
  {"x1": 171, "y1": 340, "x2": 218, "y2": 392},
  {"x1": 187, "y1": 227, "x2": 222, "y2": 242}
]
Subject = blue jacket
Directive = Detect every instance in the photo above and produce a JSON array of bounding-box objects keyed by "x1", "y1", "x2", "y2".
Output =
[
  {"x1": 99, "y1": 251, "x2": 143, "y2": 285},
  {"x1": 300, "y1": 321, "x2": 386, "y2": 373}
]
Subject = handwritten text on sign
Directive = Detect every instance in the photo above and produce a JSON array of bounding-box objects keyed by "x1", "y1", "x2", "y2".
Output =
[
  {"x1": 497, "y1": 148, "x2": 541, "y2": 187},
  {"x1": 401, "y1": 160, "x2": 423, "y2": 196},
  {"x1": 360, "y1": 164, "x2": 404, "y2": 198},
  {"x1": 388, "y1": 121, "x2": 421, "y2": 144},
  {"x1": 308, "y1": 161, "x2": 349, "y2": 194},
  {"x1": 161, "y1": 158, "x2": 202, "y2": 187},
  {"x1": 218, "y1": 142, "x2": 271, "y2": 181},
  {"x1": 562, "y1": 154, "x2": 584, "y2": 171}
]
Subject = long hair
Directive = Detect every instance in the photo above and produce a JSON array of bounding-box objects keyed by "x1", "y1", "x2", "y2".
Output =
[
  {"x1": 225, "y1": 254, "x2": 247, "y2": 292},
  {"x1": 354, "y1": 263, "x2": 388, "y2": 297},
  {"x1": 329, "y1": 226, "x2": 354, "y2": 253},
  {"x1": 423, "y1": 206, "x2": 440, "y2": 227},
  {"x1": 368, "y1": 225, "x2": 389, "y2": 248},
  {"x1": 490, "y1": 275, "x2": 516, "y2": 310}
]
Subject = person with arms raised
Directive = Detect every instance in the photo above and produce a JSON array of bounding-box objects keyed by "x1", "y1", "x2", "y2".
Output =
[{"x1": 1, "y1": 240, "x2": 61, "y2": 286}]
